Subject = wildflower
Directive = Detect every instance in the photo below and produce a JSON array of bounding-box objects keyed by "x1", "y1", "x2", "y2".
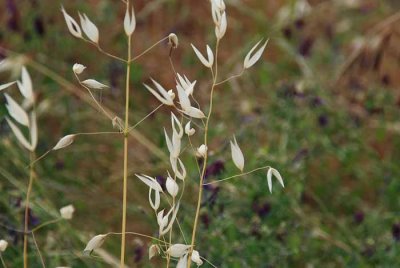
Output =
[{"x1": 61, "y1": 6, "x2": 82, "y2": 39}]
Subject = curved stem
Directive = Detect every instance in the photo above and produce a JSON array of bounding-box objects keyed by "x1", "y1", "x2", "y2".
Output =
[
  {"x1": 215, "y1": 69, "x2": 244, "y2": 86},
  {"x1": 23, "y1": 151, "x2": 35, "y2": 268},
  {"x1": 187, "y1": 39, "x2": 220, "y2": 268},
  {"x1": 203, "y1": 166, "x2": 271, "y2": 185},
  {"x1": 31, "y1": 232, "x2": 45, "y2": 268},
  {"x1": 120, "y1": 3, "x2": 132, "y2": 265},
  {"x1": 0, "y1": 253, "x2": 7, "y2": 268},
  {"x1": 130, "y1": 36, "x2": 169, "y2": 62}
]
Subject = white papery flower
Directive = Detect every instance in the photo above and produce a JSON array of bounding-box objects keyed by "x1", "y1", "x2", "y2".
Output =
[
  {"x1": 149, "y1": 188, "x2": 160, "y2": 210},
  {"x1": 230, "y1": 136, "x2": 244, "y2": 172},
  {"x1": 17, "y1": 66, "x2": 33, "y2": 101},
  {"x1": 267, "y1": 167, "x2": 285, "y2": 193},
  {"x1": 170, "y1": 157, "x2": 186, "y2": 180},
  {"x1": 60, "y1": 204, "x2": 75, "y2": 220},
  {"x1": 136, "y1": 174, "x2": 163, "y2": 192},
  {"x1": 144, "y1": 79, "x2": 174, "y2": 106},
  {"x1": 215, "y1": 11, "x2": 227, "y2": 39},
  {"x1": 176, "y1": 73, "x2": 197, "y2": 96},
  {"x1": 4, "y1": 93, "x2": 29, "y2": 127},
  {"x1": 168, "y1": 33, "x2": 179, "y2": 48},
  {"x1": 73, "y1": 63, "x2": 86, "y2": 75},
  {"x1": 177, "y1": 254, "x2": 188, "y2": 268},
  {"x1": 176, "y1": 84, "x2": 205, "y2": 119}
]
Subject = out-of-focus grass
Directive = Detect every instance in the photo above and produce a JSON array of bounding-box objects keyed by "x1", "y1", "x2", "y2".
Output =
[{"x1": 1, "y1": 0, "x2": 400, "y2": 267}]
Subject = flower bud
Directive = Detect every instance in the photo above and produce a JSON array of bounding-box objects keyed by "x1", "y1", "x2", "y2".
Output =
[
  {"x1": 0, "y1": 240, "x2": 8, "y2": 252},
  {"x1": 60, "y1": 204, "x2": 75, "y2": 220},
  {"x1": 196, "y1": 144, "x2": 208, "y2": 158},
  {"x1": 73, "y1": 63, "x2": 86, "y2": 74},
  {"x1": 168, "y1": 33, "x2": 179, "y2": 49}
]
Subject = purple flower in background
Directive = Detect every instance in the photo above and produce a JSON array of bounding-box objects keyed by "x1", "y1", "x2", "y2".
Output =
[{"x1": 392, "y1": 223, "x2": 400, "y2": 241}]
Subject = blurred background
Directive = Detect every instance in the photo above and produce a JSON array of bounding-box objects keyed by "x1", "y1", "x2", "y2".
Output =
[{"x1": 1, "y1": 0, "x2": 400, "y2": 267}]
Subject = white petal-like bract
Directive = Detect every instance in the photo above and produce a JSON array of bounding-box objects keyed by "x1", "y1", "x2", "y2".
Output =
[
  {"x1": 79, "y1": 13, "x2": 99, "y2": 43},
  {"x1": 53, "y1": 134, "x2": 75, "y2": 150},
  {"x1": 61, "y1": 6, "x2": 82, "y2": 38},
  {"x1": 135, "y1": 174, "x2": 163, "y2": 192},
  {"x1": 191, "y1": 44, "x2": 213, "y2": 68},
  {"x1": 168, "y1": 33, "x2": 179, "y2": 48},
  {"x1": 215, "y1": 12, "x2": 227, "y2": 39},
  {"x1": 267, "y1": 167, "x2": 285, "y2": 193},
  {"x1": 82, "y1": 79, "x2": 109, "y2": 89},
  {"x1": 148, "y1": 188, "x2": 160, "y2": 210},
  {"x1": 166, "y1": 176, "x2": 179, "y2": 198},
  {"x1": 60, "y1": 204, "x2": 75, "y2": 220},
  {"x1": 5, "y1": 117, "x2": 33, "y2": 151},
  {"x1": 244, "y1": 39, "x2": 269, "y2": 69},
  {"x1": 19, "y1": 66, "x2": 33, "y2": 101},
  {"x1": 185, "y1": 121, "x2": 195, "y2": 136},
  {"x1": 124, "y1": 7, "x2": 136, "y2": 36},
  {"x1": 144, "y1": 79, "x2": 174, "y2": 106},
  {"x1": 230, "y1": 136, "x2": 244, "y2": 172},
  {"x1": 196, "y1": 144, "x2": 208, "y2": 158},
  {"x1": 177, "y1": 254, "x2": 189, "y2": 268},
  {"x1": 4, "y1": 93, "x2": 29, "y2": 127},
  {"x1": 83, "y1": 234, "x2": 107, "y2": 254},
  {"x1": 30, "y1": 111, "x2": 38, "y2": 151},
  {"x1": 149, "y1": 244, "x2": 160, "y2": 260},
  {"x1": 0, "y1": 81, "x2": 16, "y2": 92}
]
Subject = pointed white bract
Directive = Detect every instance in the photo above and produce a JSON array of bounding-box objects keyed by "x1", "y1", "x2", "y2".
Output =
[
  {"x1": 82, "y1": 79, "x2": 109, "y2": 89},
  {"x1": 124, "y1": 6, "x2": 136, "y2": 36},
  {"x1": 61, "y1": 6, "x2": 82, "y2": 38},
  {"x1": 18, "y1": 66, "x2": 33, "y2": 101},
  {"x1": 83, "y1": 234, "x2": 108, "y2": 254},
  {"x1": 149, "y1": 244, "x2": 160, "y2": 260},
  {"x1": 165, "y1": 128, "x2": 181, "y2": 158},
  {"x1": 0, "y1": 81, "x2": 16, "y2": 92},
  {"x1": 215, "y1": 11, "x2": 227, "y2": 39},
  {"x1": 170, "y1": 157, "x2": 186, "y2": 180},
  {"x1": 171, "y1": 113, "x2": 183, "y2": 138},
  {"x1": 176, "y1": 83, "x2": 205, "y2": 119},
  {"x1": 167, "y1": 244, "x2": 191, "y2": 258},
  {"x1": 185, "y1": 121, "x2": 195, "y2": 136},
  {"x1": 149, "y1": 188, "x2": 160, "y2": 210},
  {"x1": 144, "y1": 79, "x2": 174, "y2": 106},
  {"x1": 244, "y1": 39, "x2": 269, "y2": 69},
  {"x1": 60, "y1": 204, "x2": 75, "y2": 220},
  {"x1": 267, "y1": 167, "x2": 285, "y2": 193},
  {"x1": 176, "y1": 73, "x2": 196, "y2": 96},
  {"x1": 191, "y1": 250, "x2": 203, "y2": 266},
  {"x1": 30, "y1": 111, "x2": 38, "y2": 150},
  {"x1": 191, "y1": 44, "x2": 214, "y2": 68},
  {"x1": 4, "y1": 93, "x2": 29, "y2": 127},
  {"x1": 73, "y1": 63, "x2": 86, "y2": 75},
  {"x1": 53, "y1": 134, "x2": 75, "y2": 150},
  {"x1": 166, "y1": 175, "x2": 179, "y2": 198},
  {"x1": 79, "y1": 13, "x2": 99, "y2": 43},
  {"x1": 5, "y1": 117, "x2": 33, "y2": 151},
  {"x1": 230, "y1": 136, "x2": 244, "y2": 172},
  {"x1": 158, "y1": 202, "x2": 180, "y2": 235},
  {"x1": 0, "y1": 240, "x2": 8, "y2": 252},
  {"x1": 136, "y1": 174, "x2": 163, "y2": 192}
]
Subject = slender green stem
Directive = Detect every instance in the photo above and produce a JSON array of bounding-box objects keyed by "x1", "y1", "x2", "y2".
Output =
[
  {"x1": 130, "y1": 36, "x2": 169, "y2": 62},
  {"x1": 187, "y1": 39, "x2": 220, "y2": 268},
  {"x1": 0, "y1": 253, "x2": 7, "y2": 268},
  {"x1": 203, "y1": 166, "x2": 271, "y2": 185},
  {"x1": 31, "y1": 232, "x2": 45, "y2": 268},
  {"x1": 30, "y1": 218, "x2": 62, "y2": 233},
  {"x1": 120, "y1": 3, "x2": 132, "y2": 266},
  {"x1": 23, "y1": 151, "x2": 35, "y2": 268}
]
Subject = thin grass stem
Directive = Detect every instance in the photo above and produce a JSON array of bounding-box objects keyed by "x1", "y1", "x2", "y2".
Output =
[{"x1": 203, "y1": 166, "x2": 271, "y2": 185}]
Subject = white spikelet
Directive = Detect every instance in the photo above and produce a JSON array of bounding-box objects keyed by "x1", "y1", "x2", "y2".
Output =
[
  {"x1": 0, "y1": 240, "x2": 8, "y2": 252},
  {"x1": 167, "y1": 244, "x2": 191, "y2": 258},
  {"x1": 267, "y1": 167, "x2": 285, "y2": 193},
  {"x1": 149, "y1": 244, "x2": 160, "y2": 260},
  {"x1": 5, "y1": 117, "x2": 33, "y2": 151},
  {"x1": 215, "y1": 12, "x2": 227, "y2": 39},
  {"x1": 124, "y1": 6, "x2": 136, "y2": 36},
  {"x1": 191, "y1": 250, "x2": 203, "y2": 266},
  {"x1": 148, "y1": 188, "x2": 160, "y2": 210},
  {"x1": 185, "y1": 121, "x2": 195, "y2": 136},
  {"x1": 83, "y1": 234, "x2": 108, "y2": 254},
  {"x1": 53, "y1": 134, "x2": 75, "y2": 150},
  {"x1": 0, "y1": 81, "x2": 16, "y2": 92},
  {"x1": 244, "y1": 39, "x2": 269, "y2": 69},
  {"x1": 61, "y1": 6, "x2": 82, "y2": 38},
  {"x1": 166, "y1": 174, "x2": 179, "y2": 198},
  {"x1": 60, "y1": 204, "x2": 75, "y2": 220},
  {"x1": 79, "y1": 13, "x2": 99, "y2": 43},
  {"x1": 82, "y1": 79, "x2": 109, "y2": 89},
  {"x1": 144, "y1": 79, "x2": 174, "y2": 106},
  {"x1": 73, "y1": 63, "x2": 86, "y2": 75},
  {"x1": 30, "y1": 111, "x2": 38, "y2": 150},
  {"x1": 230, "y1": 136, "x2": 244, "y2": 172},
  {"x1": 135, "y1": 174, "x2": 163, "y2": 192},
  {"x1": 191, "y1": 44, "x2": 214, "y2": 68},
  {"x1": 4, "y1": 93, "x2": 29, "y2": 127},
  {"x1": 18, "y1": 66, "x2": 33, "y2": 101}
]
